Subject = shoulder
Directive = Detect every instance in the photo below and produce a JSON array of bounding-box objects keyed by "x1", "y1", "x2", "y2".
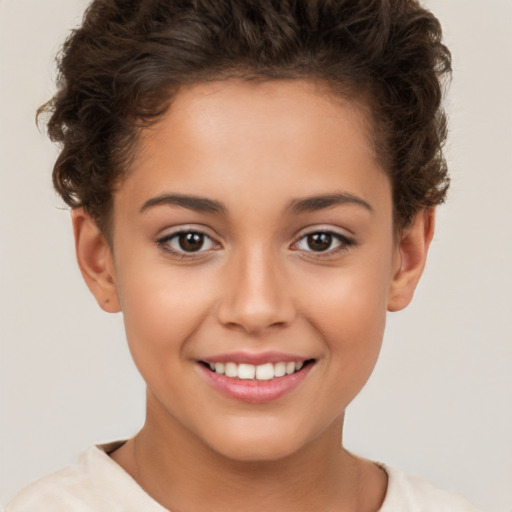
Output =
[
  {"x1": 5, "y1": 442, "x2": 166, "y2": 512},
  {"x1": 6, "y1": 463, "x2": 96, "y2": 511},
  {"x1": 379, "y1": 464, "x2": 483, "y2": 512}
]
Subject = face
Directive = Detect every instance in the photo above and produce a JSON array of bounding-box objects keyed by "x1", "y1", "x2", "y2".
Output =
[{"x1": 84, "y1": 80, "x2": 412, "y2": 461}]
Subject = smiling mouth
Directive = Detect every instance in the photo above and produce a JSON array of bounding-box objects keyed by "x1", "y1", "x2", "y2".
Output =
[{"x1": 200, "y1": 360, "x2": 315, "y2": 381}]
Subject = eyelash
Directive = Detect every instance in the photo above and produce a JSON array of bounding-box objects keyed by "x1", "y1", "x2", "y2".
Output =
[
  {"x1": 157, "y1": 229, "x2": 219, "y2": 259},
  {"x1": 292, "y1": 230, "x2": 355, "y2": 258},
  {"x1": 156, "y1": 228, "x2": 355, "y2": 259}
]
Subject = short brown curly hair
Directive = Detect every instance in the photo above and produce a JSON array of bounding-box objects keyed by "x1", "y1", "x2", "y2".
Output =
[{"x1": 40, "y1": 0, "x2": 451, "y2": 235}]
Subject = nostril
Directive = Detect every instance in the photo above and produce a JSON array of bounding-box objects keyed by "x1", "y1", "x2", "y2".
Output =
[
  {"x1": 216, "y1": 303, "x2": 296, "y2": 335},
  {"x1": 214, "y1": 263, "x2": 296, "y2": 333}
]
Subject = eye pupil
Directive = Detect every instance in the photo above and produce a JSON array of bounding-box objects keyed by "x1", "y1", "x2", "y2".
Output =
[
  {"x1": 307, "y1": 233, "x2": 332, "y2": 251},
  {"x1": 179, "y1": 232, "x2": 204, "y2": 252}
]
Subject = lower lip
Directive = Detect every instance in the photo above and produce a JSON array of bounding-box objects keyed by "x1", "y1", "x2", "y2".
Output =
[{"x1": 198, "y1": 363, "x2": 313, "y2": 404}]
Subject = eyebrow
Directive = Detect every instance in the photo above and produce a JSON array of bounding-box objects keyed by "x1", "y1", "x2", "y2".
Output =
[
  {"x1": 287, "y1": 193, "x2": 373, "y2": 214},
  {"x1": 140, "y1": 194, "x2": 227, "y2": 215},
  {"x1": 139, "y1": 191, "x2": 372, "y2": 216}
]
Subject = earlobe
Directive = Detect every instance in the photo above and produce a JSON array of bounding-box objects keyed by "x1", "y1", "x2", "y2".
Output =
[
  {"x1": 387, "y1": 208, "x2": 436, "y2": 312},
  {"x1": 71, "y1": 208, "x2": 121, "y2": 313}
]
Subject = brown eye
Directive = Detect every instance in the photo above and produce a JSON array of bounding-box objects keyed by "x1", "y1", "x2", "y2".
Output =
[
  {"x1": 306, "y1": 233, "x2": 333, "y2": 252},
  {"x1": 178, "y1": 232, "x2": 205, "y2": 252},
  {"x1": 294, "y1": 230, "x2": 353, "y2": 256},
  {"x1": 159, "y1": 230, "x2": 216, "y2": 255}
]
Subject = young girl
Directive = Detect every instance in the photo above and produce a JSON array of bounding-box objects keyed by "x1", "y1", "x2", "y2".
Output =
[{"x1": 6, "y1": 0, "x2": 482, "y2": 510}]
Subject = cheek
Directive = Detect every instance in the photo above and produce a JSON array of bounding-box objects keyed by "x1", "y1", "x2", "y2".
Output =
[
  {"x1": 115, "y1": 262, "x2": 216, "y2": 365},
  {"x1": 302, "y1": 260, "x2": 390, "y2": 338},
  {"x1": 298, "y1": 254, "x2": 392, "y2": 383}
]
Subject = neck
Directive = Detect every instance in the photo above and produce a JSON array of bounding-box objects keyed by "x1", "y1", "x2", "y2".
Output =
[{"x1": 110, "y1": 393, "x2": 386, "y2": 512}]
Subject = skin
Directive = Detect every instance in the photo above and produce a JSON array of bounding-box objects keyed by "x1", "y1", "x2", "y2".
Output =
[{"x1": 73, "y1": 79, "x2": 434, "y2": 511}]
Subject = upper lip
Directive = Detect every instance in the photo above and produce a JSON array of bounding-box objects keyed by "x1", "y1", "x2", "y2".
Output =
[{"x1": 200, "y1": 351, "x2": 312, "y2": 366}]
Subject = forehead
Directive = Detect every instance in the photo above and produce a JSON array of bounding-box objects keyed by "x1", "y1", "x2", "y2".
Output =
[
  {"x1": 117, "y1": 79, "x2": 389, "y2": 217},
  {"x1": 144, "y1": 79, "x2": 374, "y2": 155}
]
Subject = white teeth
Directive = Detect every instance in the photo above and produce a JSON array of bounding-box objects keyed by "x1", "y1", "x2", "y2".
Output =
[
  {"x1": 225, "y1": 362, "x2": 238, "y2": 378},
  {"x1": 255, "y1": 363, "x2": 274, "y2": 380},
  {"x1": 274, "y1": 362, "x2": 286, "y2": 377},
  {"x1": 286, "y1": 362, "x2": 296, "y2": 375},
  {"x1": 207, "y1": 360, "x2": 308, "y2": 380},
  {"x1": 238, "y1": 363, "x2": 256, "y2": 380}
]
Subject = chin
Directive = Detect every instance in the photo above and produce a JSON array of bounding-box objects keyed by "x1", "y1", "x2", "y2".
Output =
[
  {"x1": 212, "y1": 438, "x2": 302, "y2": 463},
  {"x1": 199, "y1": 417, "x2": 321, "y2": 463}
]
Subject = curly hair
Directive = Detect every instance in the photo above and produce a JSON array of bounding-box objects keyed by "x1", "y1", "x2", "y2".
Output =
[{"x1": 40, "y1": 0, "x2": 451, "y2": 235}]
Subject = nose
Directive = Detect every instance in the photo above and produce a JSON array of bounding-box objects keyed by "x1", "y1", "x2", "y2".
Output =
[{"x1": 215, "y1": 246, "x2": 296, "y2": 335}]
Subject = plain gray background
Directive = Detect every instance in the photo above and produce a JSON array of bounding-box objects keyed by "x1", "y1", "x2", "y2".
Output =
[{"x1": 1, "y1": 0, "x2": 511, "y2": 510}]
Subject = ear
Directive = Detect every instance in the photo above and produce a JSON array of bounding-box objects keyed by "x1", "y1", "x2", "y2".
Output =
[
  {"x1": 72, "y1": 208, "x2": 121, "y2": 313},
  {"x1": 387, "y1": 208, "x2": 436, "y2": 312}
]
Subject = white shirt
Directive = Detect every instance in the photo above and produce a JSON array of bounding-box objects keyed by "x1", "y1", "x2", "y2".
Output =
[{"x1": 6, "y1": 441, "x2": 482, "y2": 511}]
